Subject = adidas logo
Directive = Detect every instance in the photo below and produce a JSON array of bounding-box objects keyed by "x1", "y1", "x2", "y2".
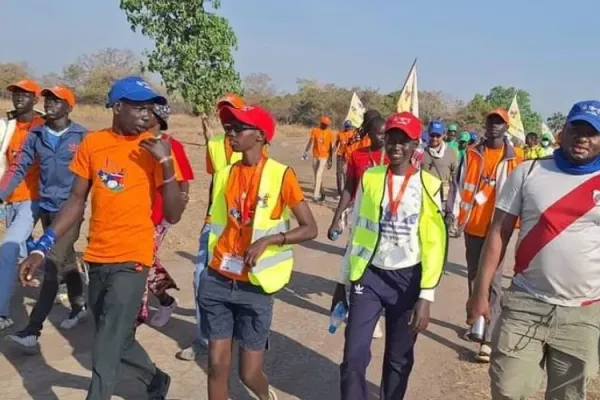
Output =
[{"x1": 354, "y1": 284, "x2": 364, "y2": 295}]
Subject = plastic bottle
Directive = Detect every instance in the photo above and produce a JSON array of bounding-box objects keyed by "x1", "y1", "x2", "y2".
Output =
[
  {"x1": 328, "y1": 302, "x2": 348, "y2": 334},
  {"x1": 468, "y1": 316, "x2": 486, "y2": 343},
  {"x1": 301, "y1": 152, "x2": 308, "y2": 161},
  {"x1": 330, "y1": 230, "x2": 340, "y2": 241}
]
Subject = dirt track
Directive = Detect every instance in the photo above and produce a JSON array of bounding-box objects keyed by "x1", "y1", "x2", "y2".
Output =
[{"x1": 0, "y1": 133, "x2": 598, "y2": 399}]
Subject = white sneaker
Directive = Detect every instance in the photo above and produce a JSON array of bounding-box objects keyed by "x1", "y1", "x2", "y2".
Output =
[
  {"x1": 476, "y1": 343, "x2": 492, "y2": 363},
  {"x1": 373, "y1": 320, "x2": 383, "y2": 339},
  {"x1": 60, "y1": 307, "x2": 88, "y2": 330},
  {"x1": 150, "y1": 297, "x2": 178, "y2": 328},
  {"x1": 6, "y1": 331, "x2": 40, "y2": 354},
  {"x1": 269, "y1": 388, "x2": 278, "y2": 400},
  {"x1": 0, "y1": 316, "x2": 14, "y2": 331}
]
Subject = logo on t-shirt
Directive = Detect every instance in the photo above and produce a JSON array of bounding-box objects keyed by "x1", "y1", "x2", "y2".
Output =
[
  {"x1": 68, "y1": 143, "x2": 79, "y2": 154},
  {"x1": 98, "y1": 162, "x2": 125, "y2": 192},
  {"x1": 257, "y1": 193, "x2": 271, "y2": 208},
  {"x1": 593, "y1": 190, "x2": 600, "y2": 206}
]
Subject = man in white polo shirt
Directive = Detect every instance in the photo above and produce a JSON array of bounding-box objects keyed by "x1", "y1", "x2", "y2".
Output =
[{"x1": 467, "y1": 100, "x2": 600, "y2": 399}]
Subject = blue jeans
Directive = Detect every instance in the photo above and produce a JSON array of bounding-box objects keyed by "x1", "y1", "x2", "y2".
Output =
[
  {"x1": 0, "y1": 200, "x2": 40, "y2": 317},
  {"x1": 193, "y1": 223, "x2": 210, "y2": 342}
]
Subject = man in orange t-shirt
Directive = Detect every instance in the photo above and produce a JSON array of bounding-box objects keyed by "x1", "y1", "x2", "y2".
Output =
[
  {"x1": 17, "y1": 77, "x2": 183, "y2": 399},
  {"x1": 0, "y1": 80, "x2": 44, "y2": 331},
  {"x1": 449, "y1": 107, "x2": 523, "y2": 363},
  {"x1": 303, "y1": 116, "x2": 334, "y2": 201},
  {"x1": 199, "y1": 104, "x2": 317, "y2": 400},
  {"x1": 334, "y1": 120, "x2": 355, "y2": 198}
]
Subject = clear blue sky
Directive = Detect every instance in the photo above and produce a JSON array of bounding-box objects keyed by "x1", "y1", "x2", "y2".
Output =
[{"x1": 0, "y1": 0, "x2": 596, "y2": 117}]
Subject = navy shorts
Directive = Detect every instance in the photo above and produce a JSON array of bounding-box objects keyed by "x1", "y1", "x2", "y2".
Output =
[{"x1": 198, "y1": 267, "x2": 273, "y2": 351}]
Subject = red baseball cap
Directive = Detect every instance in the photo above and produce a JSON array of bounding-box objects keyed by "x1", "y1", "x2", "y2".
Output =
[
  {"x1": 219, "y1": 105, "x2": 276, "y2": 143},
  {"x1": 384, "y1": 112, "x2": 422, "y2": 140},
  {"x1": 42, "y1": 86, "x2": 76, "y2": 108},
  {"x1": 6, "y1": 79, "x2": 41, "y2": 96}
]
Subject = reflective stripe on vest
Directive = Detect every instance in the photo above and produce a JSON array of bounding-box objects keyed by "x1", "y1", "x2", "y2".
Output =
[
  {"x1": 349, "y1": 166, "x2": 447, "y2": 290},
  {"x1": 207, "y1": 135, "x2": 242, "y2": 173},
  {"x1": 207, "y1": 158, "x2": 293, "y2": 293}
]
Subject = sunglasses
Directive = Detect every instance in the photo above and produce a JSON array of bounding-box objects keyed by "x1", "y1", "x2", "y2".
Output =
[{"x1": 223, "y1": 123, "x2": 257, "y2": 134}]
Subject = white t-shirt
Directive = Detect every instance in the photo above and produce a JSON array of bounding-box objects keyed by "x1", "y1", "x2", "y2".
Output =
[
  {"x1": 496, "y1": 159, "x2": 600, "y2": 306},
  {"x1": 340, "y1": 172, "x2": 441, "y2": 302}
]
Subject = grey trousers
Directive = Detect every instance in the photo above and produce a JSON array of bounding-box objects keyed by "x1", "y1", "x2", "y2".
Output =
[
  {"x1": 465, "y1": 233, "x2": 504, "y2": 344},
  {"x1": 86, "y1": 262, "x2": 156, "y2": 400}
]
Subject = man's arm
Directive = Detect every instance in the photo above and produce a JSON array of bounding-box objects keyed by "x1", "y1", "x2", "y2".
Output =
[
  {"x1": 50, "y1": 176, "x2": 91, "y2": 236},
  {"x1": 303, "y1": 137, "x2": 313, "y2": 154},
  {"x1": 0, "y1": 133, "x2": 37, "y2": 201},
  {"x1": 471, "y1": 210, "x2": 517, "y2": 300},
  {"x1": 160, "y1": 159, "x2": 185, "y2": 224}
]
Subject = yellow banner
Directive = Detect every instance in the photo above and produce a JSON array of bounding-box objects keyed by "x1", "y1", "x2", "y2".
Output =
[{"x1": 508, "y1": 95, "x2": 525, "y2": 141}]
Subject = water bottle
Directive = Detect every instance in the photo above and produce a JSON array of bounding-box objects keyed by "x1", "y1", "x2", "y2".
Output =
[
  {"x1": 301, "y1": 152, "x2": 308, "y2": 161},
  {"x1": 328, "y1": 302, "x2": 347, "y2": 334},
  {"x1": 468, "y1": 316, "x2": 486, "y2": 343},
  {"x1": 330, "y1": 230, "x2": 340, "y2": 241}
]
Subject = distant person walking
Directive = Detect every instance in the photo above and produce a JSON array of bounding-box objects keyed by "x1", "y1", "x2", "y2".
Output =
[
  {"x1": 334, "y1": 120, "x2": 355, "y2": 199},
  {"x1": 421, "y1": 119, "x2": 458, "y2": 212},
  {"x1": 303, "y1": 116, "x2": 333, "y2": 201},
  {"x1": 468, "y1": 100, "x2": 600, "y2": 399}
]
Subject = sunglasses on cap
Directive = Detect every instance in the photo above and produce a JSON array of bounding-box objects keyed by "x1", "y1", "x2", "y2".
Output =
[
  {"x1": 429, "y1": 133, "x2": 443, "y2": 138},
  {"x1": 223, "y1": 123, "x2": 258, "y2": 134}
]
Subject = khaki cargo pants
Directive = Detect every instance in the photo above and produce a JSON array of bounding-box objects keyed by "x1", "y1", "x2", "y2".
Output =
[{"x1": 490, "y1": 286, "x2": 600, "y2": 400}]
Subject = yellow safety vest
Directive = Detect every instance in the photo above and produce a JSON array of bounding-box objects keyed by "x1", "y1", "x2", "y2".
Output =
[
  {"x1": 349, "y1": 166, "x2": 447, "y2": 289},
  {"x1": 208, "y1": 158, "x2": 294, "y2": 294},
  {"x1": 207, "y1": 134, "x2": 242, "y2": 173}
]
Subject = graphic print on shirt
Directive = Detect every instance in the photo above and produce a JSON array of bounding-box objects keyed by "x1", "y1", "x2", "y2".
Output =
[
  {"x1": 68, "y1": 142, "x2": 79, "y2": 154},
  {"x1": 98, "y1": 159, "x2": 125, "y2": 192}
]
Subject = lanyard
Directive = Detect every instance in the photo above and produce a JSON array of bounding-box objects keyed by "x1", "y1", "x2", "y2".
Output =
[
  {"x1": 386, "y1": 165, "x2": 416, "y2": 218},
  {"x1": 237, "y1": 157, "x2": 266, "y2": 225}
]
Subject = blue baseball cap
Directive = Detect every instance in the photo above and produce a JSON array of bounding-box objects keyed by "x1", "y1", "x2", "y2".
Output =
[
  {"x1": 105, "y1": 76, "x2": 167, "y2": 108},
  {"x1": 567, "y1": 100, "x2": 600, "y2": 132},
  {"x1": 428, "y1": 119, "x2": 445, "y2": 135}
]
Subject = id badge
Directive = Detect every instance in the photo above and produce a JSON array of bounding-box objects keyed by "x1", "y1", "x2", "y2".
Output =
[
  {"x1": 220, "y1": 254, "x2": 244, "y2": 275},
  {"x1": 474, "y1": 191, "x2": 488, "y2": 205}
]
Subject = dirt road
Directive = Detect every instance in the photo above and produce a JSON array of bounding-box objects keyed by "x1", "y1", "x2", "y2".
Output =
[{"x1": 0, "y1": 134, "x2": 598, "y2": 399}]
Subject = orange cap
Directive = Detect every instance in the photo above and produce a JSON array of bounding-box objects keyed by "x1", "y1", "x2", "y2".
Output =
[
  {"x1": 320, "y1": 116, "x2": 331, "y2": 126},
  {"x1": 216, "y1": 93, "x2": 244, "y2": 109},
  {"x1": 487, "y1": 107, "x2": 509, "y2": 124},
  {"x1": 6, "y1": 79, "x2": 41, "y2": 96},
  {"x1": 42, "y1": 86, "x2": 76, "y2": 108}
]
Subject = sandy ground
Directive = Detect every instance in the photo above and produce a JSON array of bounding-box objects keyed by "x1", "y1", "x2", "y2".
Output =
[{"x1": 0, "y1": 127, "x2": 598, "y2": 399}]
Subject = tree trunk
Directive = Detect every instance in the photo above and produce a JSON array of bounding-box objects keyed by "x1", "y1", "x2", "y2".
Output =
[{"x1": 201, "y1": 113, "x2": 210, "y2": 146}]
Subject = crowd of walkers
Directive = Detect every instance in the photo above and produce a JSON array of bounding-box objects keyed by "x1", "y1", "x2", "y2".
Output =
[{"x1": 0, "y1": 77, "x2": 598, "y2": 400}]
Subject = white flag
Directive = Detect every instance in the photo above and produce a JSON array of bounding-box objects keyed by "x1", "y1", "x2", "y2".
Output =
[
  {"x1": 396, "y1": 59, "x2": 419, "y2": 117},
  {"x1": 344, "y1": 92, "x2": 366, "y2": 128}
]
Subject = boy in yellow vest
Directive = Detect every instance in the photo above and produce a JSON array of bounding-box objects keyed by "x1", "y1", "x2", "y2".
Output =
[
  {"x1": 333, "y1": 112, "x2": 447, "y2": 400},
  {"x1": 200, "y1": 104, "x2": 318, "y2": 400}
]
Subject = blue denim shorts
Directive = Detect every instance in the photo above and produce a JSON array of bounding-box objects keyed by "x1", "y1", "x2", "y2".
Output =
[{"x1": 198, "y1": 267, "x2": 273, "y2": 351}]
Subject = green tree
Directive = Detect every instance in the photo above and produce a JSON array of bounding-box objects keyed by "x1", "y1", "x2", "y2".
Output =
[
  {"x1": 120, "y1": 0, "x2": 241, "y2": 143},
  {"x1": 485, "y1": 86, "x2": 542, "y2": 133},
  {"x1": 454, "y1": 94, "x2": 492, "y2": 130},
  {"x1": 546, "y1": 112, "x2": 566, "y2": 133},
  {"x1": 0, "y1": 62, "x2": 31, "y2": 97}
]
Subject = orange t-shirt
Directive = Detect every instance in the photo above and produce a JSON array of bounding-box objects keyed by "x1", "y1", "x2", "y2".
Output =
[
  {"x1": 336, "y1": 130, "x2": 354, "y2": 158},
  {"x1": 347, "y1": 135, "x2": 371, "y2": 156},
  {"x1": 310, "y1": 128, "x2": 333, "y2": 159},
  {"x1": 210, "y1": 159, "x2": 304, "y2": 282},
  {"x1": 70, "y1": 129, "x2": 181, "y2": 266},
  {"x1": 5, "y1": 115, "x2": 44, "y2": 203},
  {"x1": 465, "y1": 146, "x2": 523, "y2": 237}
]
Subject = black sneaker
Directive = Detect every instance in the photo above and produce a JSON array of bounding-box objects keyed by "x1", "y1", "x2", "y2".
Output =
[{"x1": 147, "y1": 367, "x2": 171, "y2": 400}]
